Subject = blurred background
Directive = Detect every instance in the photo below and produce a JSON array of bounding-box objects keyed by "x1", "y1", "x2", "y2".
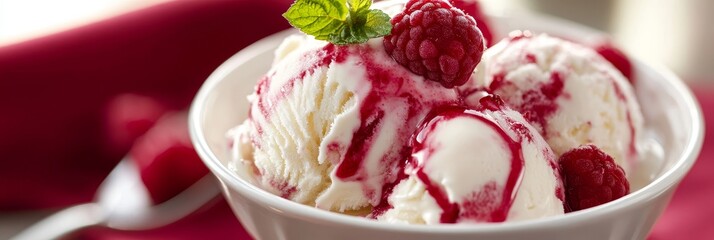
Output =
[
  {"x1": 0, "y1": 0, "x2": 166, "y2": 46},
  {"x1": 0, "y1": 0, "x2": 712, "y2": 239},
  {"x1": 486, "y1": 0, "x2": 714, "y2": 84},
  {"x1": 2, "y1": 0, "x2": 713, "y2": 83}
]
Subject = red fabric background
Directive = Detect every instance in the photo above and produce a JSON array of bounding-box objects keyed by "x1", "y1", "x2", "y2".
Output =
[
  {"x1": 0, "y1": 0, "x2": 290, "y2": 210},
  {"x1": 0, "y1": 0, "x2": 710, "y2": 239}
]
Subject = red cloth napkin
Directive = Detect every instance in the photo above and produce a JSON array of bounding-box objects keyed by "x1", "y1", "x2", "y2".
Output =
[
  {"x1": 1, "y1": 0, "x2": 712, "y2": 239},
  {"x1": 0, "y1": 0, "x2": 290, "y2": 210}
]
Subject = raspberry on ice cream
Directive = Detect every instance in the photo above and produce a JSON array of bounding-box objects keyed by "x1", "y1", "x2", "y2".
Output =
[
  {"x1": 383, "y1": 0, "x2": 485, "y2": 88},
  {"x1": 464, "y1": 33, "x2": 644, "y2": 176},
  {"x1": 451, "y1": 0, "x2": 494, "y2": 47},
  {"x1": 231, "y1": 34, "x2": 459, "y2": 213},
  {"x1": 559, "y1": 145, "x2": 629, "y2": 211},
  {"x1": 377, "y1": 96, "x2": 564, "y2": 224}
]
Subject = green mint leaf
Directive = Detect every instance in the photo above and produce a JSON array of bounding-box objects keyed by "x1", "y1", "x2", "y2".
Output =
[
  {"x1": 284, "y1": 0, "x2": 392, "y2": 45},
  {"x1": 363, "y1": 9, "x2": 392, "y2": 39},
  {"x1": 283, "y1": 0, "x2": 349, "y2": 41},
  {"x1": 347, "y1": 0, "x2": 371, "y2": 13}
]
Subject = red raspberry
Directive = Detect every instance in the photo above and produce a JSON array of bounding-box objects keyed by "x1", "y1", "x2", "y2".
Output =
[
  {"x1": 559, "y1": 145, "x2": 630, "y2": 211},
  {"x1": 384, "y1": 0, "x2": 485, "y2": 88},
  {"x1": 593, "y1": 41, "x2": 634, "y2": 83},
  {"x1": 450, "y1": 0, "x2": 494, "y2": 47}
]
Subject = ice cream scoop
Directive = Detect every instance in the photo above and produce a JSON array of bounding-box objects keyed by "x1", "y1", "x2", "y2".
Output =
[
  {"x1": 377, "y1": 95, "x2": 564, "y2": 224},
  {"x1": 232, "y1": 34, "x2": 460, "y2": 213},
  {"x1": 463, "y1": 32, "x2": 644, "y2": 175}
]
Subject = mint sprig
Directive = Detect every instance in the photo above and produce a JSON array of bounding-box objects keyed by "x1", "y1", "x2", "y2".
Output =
[{"x1": 283, "y1": 0, "x2": 392, "y2": 45}]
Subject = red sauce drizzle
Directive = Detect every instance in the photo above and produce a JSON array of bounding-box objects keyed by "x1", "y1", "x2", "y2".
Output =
[
  {"x1": 249, "y1": 44, "x2": 345, "y2": 197},
  {"x1": 610, "y1": 77, "x2": 638, "y2": 160},
  {"x1": 525, "y1": 53, "x2": 537, "y2": 63},
  {"x1": 490, "y1": 71, "x2": 565, "y2": 136},
  {"x1": 250, "y1": 42, "x2": 458, "y2": 205},
  {"x1": 409, "y1": 105, "x2": 525, "y2": 223},
  {"x1": 332, "y1": 45, "x2": 458, "y2": 206},
  {"x1": 335, "y1": 108, "x2": 384, "y2": 180},
  {"x1": 255, "y1": 44, "x2": 344, "y2": 121}
]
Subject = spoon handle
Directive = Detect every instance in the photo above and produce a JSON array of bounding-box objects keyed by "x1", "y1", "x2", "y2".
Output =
[{"x1": 10, "y1": 203, "x2": 105, "y2": 240}]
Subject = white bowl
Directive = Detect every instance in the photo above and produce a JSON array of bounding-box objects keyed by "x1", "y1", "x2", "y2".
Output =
[{"x1": 189, "y1": 13, "x2": 704, "y2": 240}]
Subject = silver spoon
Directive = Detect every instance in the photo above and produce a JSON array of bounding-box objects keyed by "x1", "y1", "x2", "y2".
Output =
[{"x1": 10, "y1": 156, "x2": 220, "y2": 240}]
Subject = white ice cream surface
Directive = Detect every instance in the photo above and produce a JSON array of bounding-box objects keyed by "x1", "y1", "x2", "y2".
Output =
[
  {"x1": 233, "y1": 34, "x2": 459, "y2": 213},
  {"x1": 474, "y1": 34, "x2": 644, "y2": 176},
  {"x1": 379, "y1": 106, "x2": 564, "y2": 224}
]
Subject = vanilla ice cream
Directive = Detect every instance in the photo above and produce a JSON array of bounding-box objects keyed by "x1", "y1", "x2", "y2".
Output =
[
  {"x1": 231, "y1": 34, "x2": 459, "y2": 213},
  {"x1": 463, "y1": 33, "x2": 644, "y2": 175},
  {"x1": 378, "y1": 96, "x2": 564, "y2": 224},
  {"x1": 227, "y1": 0, "x2": 650, "y2": 224}
]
